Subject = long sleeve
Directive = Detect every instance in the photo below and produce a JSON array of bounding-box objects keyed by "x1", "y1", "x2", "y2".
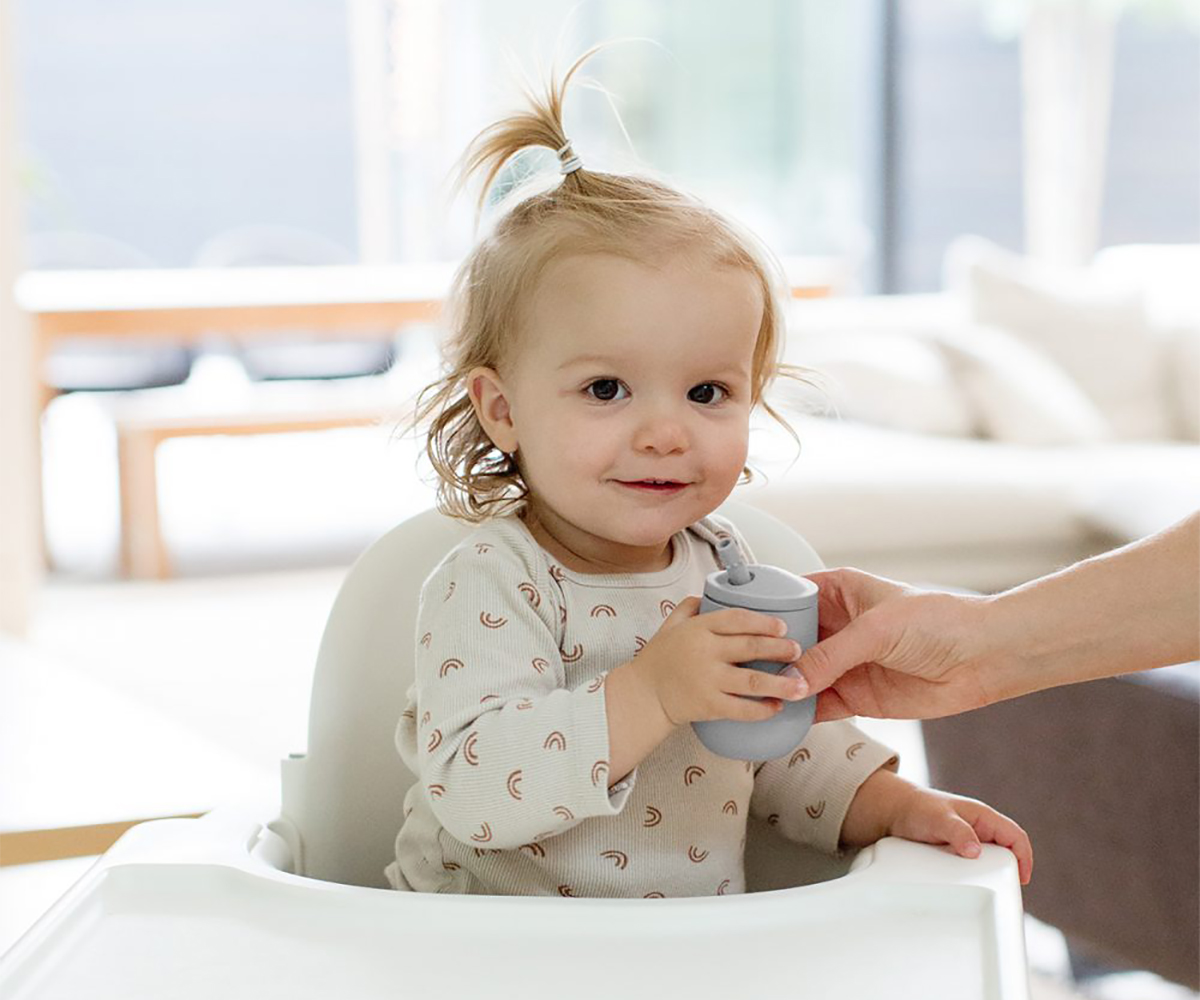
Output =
[
  {"x1": 749, "y1": 721, "x2": 898, "y2": 854},
  {"x1": 397, "y1": 529, "x2": 634, "y2": 850}
]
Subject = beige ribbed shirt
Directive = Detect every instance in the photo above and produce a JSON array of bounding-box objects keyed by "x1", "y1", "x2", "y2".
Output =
[{"x1": 386, "y1": 514, "x2": 896, "y2": 898}]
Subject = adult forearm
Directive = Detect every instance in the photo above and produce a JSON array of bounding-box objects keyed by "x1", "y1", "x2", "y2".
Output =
[{"x1": 985, "y1": 511, "x2": 1200, "y2": 701}]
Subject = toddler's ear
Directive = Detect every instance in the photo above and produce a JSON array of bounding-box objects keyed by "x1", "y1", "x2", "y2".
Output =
[{"x1": 467, "y1": 367, "x2": 519, "y2": 453}]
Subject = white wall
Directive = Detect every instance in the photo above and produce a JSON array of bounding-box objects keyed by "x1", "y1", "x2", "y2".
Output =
[{"x1": 0, "y1": 0, "x2": 40, "y2": 637}]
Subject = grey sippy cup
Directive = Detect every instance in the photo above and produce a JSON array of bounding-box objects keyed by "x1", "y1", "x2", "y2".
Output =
[{"x1": 692, "y1": 538, "x2": 818, "y2": 760}]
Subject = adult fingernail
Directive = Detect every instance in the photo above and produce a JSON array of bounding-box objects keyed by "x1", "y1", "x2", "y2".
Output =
[
  {"x1": 963, "y1": 842, "x2": 981, "y2": 858},
  {"x1": 781, "y1": 666, "x2": 808, "y2": 697}
]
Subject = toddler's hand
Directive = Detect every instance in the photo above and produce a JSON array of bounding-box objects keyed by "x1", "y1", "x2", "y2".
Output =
[
  {"x1": 889, "y1": 786, "x2": 1033, "y2": 885},
  {"x1": 637, "y1": 596, "x2": 809, "y2": 727}
]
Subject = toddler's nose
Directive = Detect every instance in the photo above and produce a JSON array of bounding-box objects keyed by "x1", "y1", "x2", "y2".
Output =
[{"x1": 633, "y1": 410, "x2": 689, "y2": 455}]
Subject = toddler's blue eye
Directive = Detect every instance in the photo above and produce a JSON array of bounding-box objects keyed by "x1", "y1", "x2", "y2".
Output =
[
  {"x1": 688, "y1": 383, "x2": 727, "y2": 405},
  {"x1": 586, "y1": 379, "x2": 627, "y2": 401}
]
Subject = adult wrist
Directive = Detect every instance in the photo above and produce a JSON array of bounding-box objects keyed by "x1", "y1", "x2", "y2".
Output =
[{"x1": 981, "y1": 585, "x2": 1084, "y2": 702}]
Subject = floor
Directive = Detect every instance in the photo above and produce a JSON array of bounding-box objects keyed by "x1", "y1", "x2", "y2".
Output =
[{"x1": 1, "y1": 384, "x2": 1195, "y2": 998}]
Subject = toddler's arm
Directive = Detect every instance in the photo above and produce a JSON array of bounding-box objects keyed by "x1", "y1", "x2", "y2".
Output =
[
  {"x1": 840, "y1": 768, "x2": 1034, "y2": 884},
  {"x1": 749, "y1": 720, "x2": 898, "y2": 854}
]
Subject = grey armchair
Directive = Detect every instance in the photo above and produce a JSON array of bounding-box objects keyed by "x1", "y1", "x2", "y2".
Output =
[{"x1": 921, "y1": 663, "x2": 1199, "y2": 989}]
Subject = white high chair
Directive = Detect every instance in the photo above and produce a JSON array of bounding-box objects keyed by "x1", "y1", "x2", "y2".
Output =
[{"x1": 0, "y1": 502, "x2": 1030, "y2": 1000}]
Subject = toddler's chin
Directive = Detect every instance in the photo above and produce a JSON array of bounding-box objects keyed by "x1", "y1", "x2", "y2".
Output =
[{"x1": 605, "y1": 515, "x2": 702, "y2": 549}]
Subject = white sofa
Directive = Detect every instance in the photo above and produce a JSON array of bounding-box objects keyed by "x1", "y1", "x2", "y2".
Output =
[{"x1": 743, "y1": 240, "x2": 1200, "y2": 593}]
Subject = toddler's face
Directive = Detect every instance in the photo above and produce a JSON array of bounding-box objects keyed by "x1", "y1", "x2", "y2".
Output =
[{"x1": 470, "y1": 251, "x2": 763, "y2": 572}]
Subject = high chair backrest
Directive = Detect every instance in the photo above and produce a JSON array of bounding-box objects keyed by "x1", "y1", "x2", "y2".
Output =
[{"x1": 280, "y1": 500, "x2": 825, "y2": 890}]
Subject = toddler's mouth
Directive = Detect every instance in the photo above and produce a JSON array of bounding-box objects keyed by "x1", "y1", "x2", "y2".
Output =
[{"x1": 615, "y1": 479, "x2": 689, "y2": 493}]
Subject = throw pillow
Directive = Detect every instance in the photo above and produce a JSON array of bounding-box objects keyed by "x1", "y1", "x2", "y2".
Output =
[
  {"x1": 772, "y1": 330, "x2": 977, "y2": 437},
  {"x1": 936, "y1": 324, "x2": 1112, "y2": 446},
  {"x1": 1168, "y1": 324, "x2": 1200, "y2": 443},
  {"x1": 944, "y1": 235, "x2": 1170, "y2": 440}
]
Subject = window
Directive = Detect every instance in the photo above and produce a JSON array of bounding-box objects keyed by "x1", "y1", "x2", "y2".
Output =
[
  {"x1": 17, "y1": 0, "x2": 358, "y2": 266},
  {"x1": 891, "y1": 0, "x2": 1199, "y2": 291},
  {"x1": 19, "y1": 0, "x2": 875, "y2": 275},
  {"x1": 18, "y1": 1, "x2": 1195, "y2": 290}
]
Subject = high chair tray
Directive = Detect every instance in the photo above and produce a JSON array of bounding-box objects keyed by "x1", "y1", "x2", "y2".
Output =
[{"x1": 0, "y1": 812, "x2": 1029, "y2": 1000}]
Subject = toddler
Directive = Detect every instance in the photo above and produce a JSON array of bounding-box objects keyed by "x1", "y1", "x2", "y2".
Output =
[{"x1": 387, "y1": 52, "x2": 1032, "y2": 898}]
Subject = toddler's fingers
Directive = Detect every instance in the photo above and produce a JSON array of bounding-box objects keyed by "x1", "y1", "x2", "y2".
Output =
[
  {"x1": 939, "y1": 813, "x2": 983, "y2": 861},
  {"x1": 724, "y1": 634, "x2": 802, "y2": 666},
  {"x1": 704, "y1": 607, "x2": 789, "y2": 638},
  {"x1": 721, "y1": 665, "x2": 808, "y2": 702},
  {"x1": 967, "y1": 810, "x2": 1034, "y2": 885},
  {"x1": 716, "y1": 694, "x2": 784, "y2": 723}
]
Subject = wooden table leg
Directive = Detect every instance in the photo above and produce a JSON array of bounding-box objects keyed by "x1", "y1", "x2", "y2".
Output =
[
  {"x1": 116, "y1": 428, "x2": 170, "y2": 579},
  {"x1": 30, "y1": 329, "x2": 60, "y2": 573}
]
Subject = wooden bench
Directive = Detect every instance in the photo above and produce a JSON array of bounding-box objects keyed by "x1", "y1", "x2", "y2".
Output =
[
  {"x1": 107, "y1": 361, "x2": 421, "y2": 578},
  {"x1": 115, "y1": 404, "x2": 409, "y2": 578}
]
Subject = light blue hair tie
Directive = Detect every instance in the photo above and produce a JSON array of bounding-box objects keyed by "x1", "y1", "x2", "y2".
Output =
[{"x1": 557, "y1": 141, "x2": 583, "y2": 175}]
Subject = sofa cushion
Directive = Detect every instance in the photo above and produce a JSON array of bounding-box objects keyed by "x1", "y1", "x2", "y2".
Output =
[
  {"x1": 747, "y1": 414, "x2": 1089, "y2": 556},
  {"x1": 774, "y1": 331, "x2": 977, "y2": 438},
  {"x1": 747, "y1": 415, "x2": 1200, "y2": 574},
  {"x1": 1071, "y1": 442, "x2": 1200, "y2": 542},
  {"x1": 1090, "y1": 244, "x2": 1200, "y2": 443},
  {"x1": 1129, "y1": 320, "x2": 1200, "y2": 444},
  {"x1": 1169, "y1": 325, "x2": 1200, "y2": 442},
  {"x1": 936, "y1": 323, "x2": 1112, "y2": 447},
  {"x1": 1090, "y1": 244, "x2": 1200, "y2": 328},
  {"x1": 945, "y1": 236, "x2": 1172, "y2": 441}
]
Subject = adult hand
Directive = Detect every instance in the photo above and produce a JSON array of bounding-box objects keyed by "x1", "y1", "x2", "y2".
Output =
[
  {"x1": 794, "y1": 568, "x2": 1002, "y2": 722},
  {"x1": 795, "y1": 513, "x2": 1200, "y2": 721}
]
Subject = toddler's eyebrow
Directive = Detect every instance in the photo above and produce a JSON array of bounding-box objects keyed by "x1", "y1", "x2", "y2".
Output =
[
  {"x1": 556, "y1": 353, "x2": 618, "y2": 372},
  {"x1": 556, "y1": 353, "x2": 749, "y2": 381}
]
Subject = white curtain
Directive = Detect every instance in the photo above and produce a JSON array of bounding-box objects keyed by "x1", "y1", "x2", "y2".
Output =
[
  {"x1": 1020, "y1": 2, "x2": 1118, "y2": 265},
  {"x1": 0, "y1": 0, "x2": 41, "y2": 635}
]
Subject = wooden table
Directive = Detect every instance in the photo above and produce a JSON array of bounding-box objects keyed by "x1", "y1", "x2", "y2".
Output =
[
  {"x1": 15, "y1": 260, "x2": 837, "y2": 577},
  {"x1": 16, "y1": 262, "x2": 456, "y2": 372},
  {"x1": 17, "y1": 264, "x2": 456, "y2": 576}
]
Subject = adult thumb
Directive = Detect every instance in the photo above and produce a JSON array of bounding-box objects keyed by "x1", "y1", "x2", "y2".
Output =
[{"x1": 794, "y1": 616, "x2": 886, "y2": 696}]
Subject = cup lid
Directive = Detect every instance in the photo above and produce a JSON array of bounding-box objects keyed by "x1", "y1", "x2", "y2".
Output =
[{"x1": 703, "y1": 564, "x2": 818, "y2": 613}]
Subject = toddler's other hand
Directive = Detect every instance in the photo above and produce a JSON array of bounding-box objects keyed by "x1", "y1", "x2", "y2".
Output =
[
  {"x1": 637, "y1": 596, "x2": 809, "y2": 727},
  {"x1": 889, "y1": 786, "x2": 1033, "y2": 885}
]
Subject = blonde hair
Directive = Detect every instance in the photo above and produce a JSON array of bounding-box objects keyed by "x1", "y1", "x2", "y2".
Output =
[{"x1": 413, "y1": 47, "x2": 804, "y2": 523}]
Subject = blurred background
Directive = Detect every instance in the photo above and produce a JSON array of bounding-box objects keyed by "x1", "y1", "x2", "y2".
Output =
[{"x1": 1, "y1": 2, "x2": 1197, "y2": 996}]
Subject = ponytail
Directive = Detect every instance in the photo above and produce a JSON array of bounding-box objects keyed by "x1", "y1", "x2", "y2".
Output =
[{"x1": 457, "y1": 45, "x2": 600, "y2": 214}]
